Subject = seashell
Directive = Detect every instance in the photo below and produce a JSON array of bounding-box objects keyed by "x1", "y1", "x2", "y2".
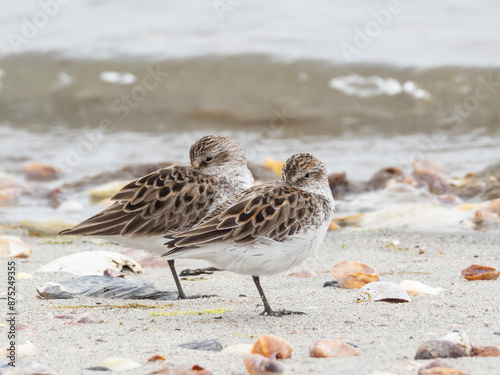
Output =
[
  {"x1": 488, "y1": 198, "x2": 500, "y2": 214},
  {"x1": 418, "y1": 359, "x2": 466, "y2": 375},
  {"x1": 88, "y1": 181, "x2": 130, "y2": 199},
  {"x1": 97, "y1": 357, "x2": 141, "y2": 371},
  {"x1": 412, "y1": 159, "x2": 451, "y2": 194},
  {"x1": 328, "y1": 220, "x2": 341, "y2": 231},
  {"x1": 440, "y1": 332, "x2": 471, "y2": 356},
  {"x1": 309, "y1": 339, "x2": 359, "y2": 358},
  {"x1": 461, "y1": 264, "x2": 499, "y2": 281},
  {"x1": 146, "y1": 354, "x2": 166, "y2": 362},
  {"x1": 357, "y1": 281, "x2": 411, "y2": 303},
  {"x1": 288, "y1": 270, "x2": 316, "y2": 278},
  {"x1": 0, "y1": 340, "x2": 39, "y2": 356},
  {"x1": 22, "y1": 161, "x2": 61, "y2": 181},
  {"x1": 367, "y1": 166, "x2": 405, "y2": 190},
  {"x1": 471, "y1": 344, "x2": 500, "y2": 357},
  {"x1": 35, "y1": 251, "x2": 142, "y2": 276},
  {"x1": 0, "y1": 236, "x2": 32, "y2": 258},
  {"x1": 263, "y1": 159, "x2": 284, "y2": 177},
  {"x1": 149, "y1": 363, "x2": 213, "y2": 374},
  {"x1": 221, "y1": 344, "x2": 253, "y2": 355},
  {"x1": 58, "y1": 200, "x2": 84, "y2": 213},
  {"x1": 103, "y1": 268, "x2": 126, "y2": 278},
  {"x1": 415, "y1": 340, "x2": 465, "y2": 360},
  {"x1": 67, "y1": 312, "x2": 99, "y2": 324},
  {"x1": 243, "y1": 354, "x2": 284, "y2": 375},
  {"x1": 399, "y1": 280, "x2": 443, "y2": 296},
  {"x1": 0, "y1": 172, "x2": 24, "y2": 207},
  {"x1": 0, "y1": 360, "x2": 55, "y2": 375},
  {"x1": 330, "y1": 260, "x2": 379, "y2": 289},
  {"x1": 19, "y1": 218, "x2": 77, "y2": 237},
  {"x1": 251, "y1": 335, "x2": 293, "y2": 359}
]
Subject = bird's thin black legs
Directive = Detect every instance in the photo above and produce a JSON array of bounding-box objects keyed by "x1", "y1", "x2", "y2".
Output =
[
  {"x1": 252, "y1": 276, "x2": 306, "y2": 317},
  {"x1": 168, "y1": 259, "x2": 187, "y2": 299}
]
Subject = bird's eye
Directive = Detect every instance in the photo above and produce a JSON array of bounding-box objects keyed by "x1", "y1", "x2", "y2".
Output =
[
  {"x1": 205, "y1": 156, "x2": 214, "y2": 163},
  {"x1": 304, "y1": 172, "x2": 310, "y2": 178}
]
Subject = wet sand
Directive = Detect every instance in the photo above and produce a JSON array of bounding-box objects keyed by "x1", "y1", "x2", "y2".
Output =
[{"x1": 5, "y1": 228, "x2": 500, "y2": 374}]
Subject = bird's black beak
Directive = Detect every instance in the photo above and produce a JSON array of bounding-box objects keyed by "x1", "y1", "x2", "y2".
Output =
[{"x1": 284, "y1": 181, "x2": 292, "y2": 187}]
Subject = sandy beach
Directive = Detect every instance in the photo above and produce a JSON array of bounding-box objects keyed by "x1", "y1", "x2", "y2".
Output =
[{"x1": 2, "y1": 228, "x2": 499, "y2": 374}]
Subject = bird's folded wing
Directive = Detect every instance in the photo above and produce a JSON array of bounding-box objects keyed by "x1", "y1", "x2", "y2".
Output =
[
  {"x1": 60, "y1": 165, "x2": 216, "y2": 238},
  {"x1": 164, "y1": 184, "x2": 316, "y2": 255}
]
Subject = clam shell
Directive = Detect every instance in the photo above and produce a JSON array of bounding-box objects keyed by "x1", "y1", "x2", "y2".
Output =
[
  {"x1": 330, "y1": 260, "x2": 379, "y2": 289},
  {"x1": 0, "y1": 235, "x2": 32, "y2": 258},
  {"x1": 251, "y1": 335, "x2": 293, "y2": 359},
  {"x1": 357, "y1": 281, "x2": 411, "y2": 303},
  {"x1": 461, "y1": 264, "x2": 499, "y2": 280},
  {"x1": 309, "y1": 339, "x2": 359, "y2": 358},
  {"x1": 399, "y1": 280, "x2": 443, "y2": 296},
  {"x1": 243, "y1": 354, "x2": 284, "y2": 375}
]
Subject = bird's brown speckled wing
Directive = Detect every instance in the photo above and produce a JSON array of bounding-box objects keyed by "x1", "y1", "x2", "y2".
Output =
[
  {"x1": 60, "y1": 165, "x2": 216, "y2": 238},
  {"x1": 164, "y1": 183, "x2": 319, "y2": 255}
]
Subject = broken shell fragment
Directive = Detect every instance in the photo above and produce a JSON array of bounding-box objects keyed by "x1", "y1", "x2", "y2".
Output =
[
  {"x1": 357, "y1": 281, "x2": 411, "y2": 303},
  {"x1": 67, "y1": 312, "x2": 99, "y2": 324},
  {"x1": 415, "y1": 340, "x2": 465, "y2": 360},
  {"x1": 244, "y1": 354, "x2": 284, "y2": 375},
  {"x1": 399, "y1": 280, "x2": 444, "y2": 296},
  {"x1": 221, "y1": 344, "x2": 253, "y2": 355},
  {"x1": 309, "y1": 339, "x2": 359, "y2": 358},
  {"x1": 22, "y1": 161, "x2": 61, "y2": 181},
  {"x1": 440, "y1": 331, "x2": 471, "y2": 356},
  {"x1": 0, "y1": 236, "x2": 32, "y2": 258},
  {"x1": 461, "y1": 264, "x2": 499, "y2": 280},
  {"x1": 329, "y1": 260, "x2": 379, "y2": 289},
  {"x1": 418, "y1": 359, "x2": 466, "y2": 375},
  {"x1": 251, "y1": 335, "x2": 293, "y2": 359},
  {"x1": 0, "y1": 340, "x2": 39, "y2": 356},
  {"x1": 35, "y1": 251, "x2": 143, "y2": 276},
  {"x1": 471, "y1": 345, "x2": 500, "y2": 357},
  {"x1": 97, "y1": 357, "x2": 141, "y2": 371}
]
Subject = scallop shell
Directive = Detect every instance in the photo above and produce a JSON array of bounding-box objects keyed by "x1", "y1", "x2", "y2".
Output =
[
  {"x1": 251, "y1": 335, "x2": 293, "y2": 359},
  {"x1": 243, "y1": 354, "x2": 284, "y2": 375},
  {"x1": 309, "y1": 339, "x2": 359, "y2": 358},
  {"x1": 357, "y1": 281, "x2": 411, "y2": 303},
  {"x1": 0, "y1": 235, "x2": 32, "y2": 258},
  {"x1": 461, "y1": 265, "x2": 499, "y2": 281},
  {"x1": 399, "y1": 280, "x2": 443, "y2": 296},
  {"x1": 330, "y1": 260, "x2": 379, "y2": 289}
]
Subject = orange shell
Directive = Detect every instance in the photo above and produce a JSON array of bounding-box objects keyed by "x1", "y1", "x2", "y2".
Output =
[
  {"x1": 329, "y1": 260, "x2": 379, "y2": 289},
  {"x1": 251, "y1": 335, "x2": 293, "y2": 359},
  {"x1": 243, "y1": 354, "x2": 284, "y2": 375},
  {"x1": 309, "y1": 339, "x2": 359, "y2": 358},
  {"x1": 461, "y1": 265, "x2": 499, "y2": 281}
]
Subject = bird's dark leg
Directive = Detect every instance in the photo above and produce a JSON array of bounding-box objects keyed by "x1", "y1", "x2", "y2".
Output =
[
  {"x1": 168, "y1": 260, "x2": 187, "y2": 299},
  {"x1": 252, "y1": 276, "x2": 306, "y2": 317},
  {"x1": 168, "y1": 259, "x2": 217, "y2": 299}
]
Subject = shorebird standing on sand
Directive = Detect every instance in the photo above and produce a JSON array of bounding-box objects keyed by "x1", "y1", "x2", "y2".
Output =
[
  {"x1": 164, "y1": 153, "x2": 335, "y2": 316},
  {"x1": 60, "y1": 135, "x2": 254, "y2": 299}
]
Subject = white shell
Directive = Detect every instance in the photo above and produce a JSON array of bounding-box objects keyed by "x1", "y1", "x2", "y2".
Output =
[
  {"x1": 441, "y1": 331, "x2": 471, "y2": 356},
  {"x1": 357, "y1": 281, "x2": 411, "y2": 303},
  {"x1": 221, "y1": 344, "x2": 253, "y2": 355},
  {"x1": 35, "y1": 251, "x2": 143, "y2": 276},
  {"x1": 98, "y1": 358, "x2": 141, "y2": 371},
  {"x1": 399, "y1": 280, "x2": 443, "y2": 296},
  {"x1": 58, "y1": 200, "x2": 84, "y2": 212},
  {"x1": 0, "y1": 236, "x2": 32, "y2": 258}
]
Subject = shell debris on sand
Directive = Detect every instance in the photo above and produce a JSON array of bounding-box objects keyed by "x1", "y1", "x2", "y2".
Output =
[
  {"x1": 461, "y1": 264, "x2": 499, "y2": 280},
  {"x1": 35, "y1": 251, "x2": 142, "y2": 276},
  {"x1": 244, "y1": 354, "x2": 284, "y2": 375},
  {"x1": 19, "y1": 218, "x2": 77, "y2": 237},
  {"x1": 0, "y1": 235, "x2": 32, "y2": 258},
  {"x1": 399, "y1": 280, "x2": 443, "y2": 296},
  {"x1": 88, "y1": 180, "x2": 130, "y2": 199},
  {"x1": 357, "y1": 281, "x2": 411, "y2": 303},
  {"x1": 329, "y1": 260, "x2": 379, "y2": 289},
  {"x1": 0, "y1": 340, "x2": 39, "y2": 356},
  {"x1": 418, "y1": 359, "x2": 466, "y2": 375},
  {"x1": 309, "y1": 339, "x2": 359, "y2": 358},
  {"x1": 251, "y1": 335, "x2": 293, "y2": 359},
  {"x1": 22, "y1": 161, "x2": 61, "y2": 181}
]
